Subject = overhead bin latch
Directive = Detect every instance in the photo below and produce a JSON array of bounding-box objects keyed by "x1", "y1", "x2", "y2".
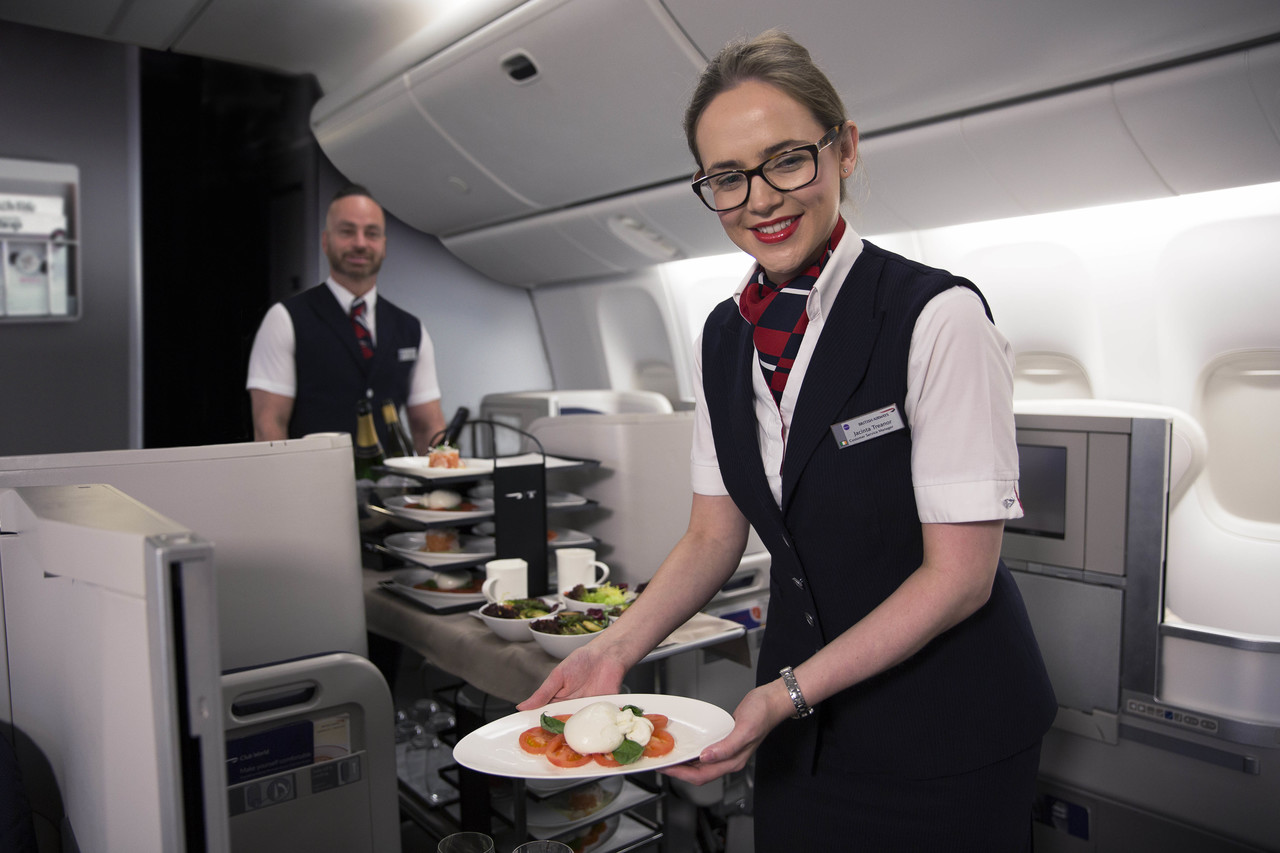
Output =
[{"x1": 501, "y1": 51, "x2": 539, "y2": 84}]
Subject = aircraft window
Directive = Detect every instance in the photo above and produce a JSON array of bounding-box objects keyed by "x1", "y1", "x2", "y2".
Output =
[
  {"x1": 596, "y1": 286, "x2": 677, "y2": 401},
  {"x1": 1197, "y1": 350, "x2": 1280, "y2": 527},
  {"x1": 658, "y1": 252, "x2": 753, "y2": 344},
  {"x1": 1013, "y1": 352, "x2": 1093, "y2": 400}
]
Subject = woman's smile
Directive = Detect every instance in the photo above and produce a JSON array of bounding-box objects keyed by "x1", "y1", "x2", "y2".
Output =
[
  {"x1": 751, "y1": 215, "x2": 801, "y2": 243},
  {"x1": 695, "y1": 80, "x2": 853, "y2": 282}
]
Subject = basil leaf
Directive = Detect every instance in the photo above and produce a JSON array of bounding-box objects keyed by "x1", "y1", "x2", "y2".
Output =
[
  {"x1": 540, "y1": 713, "x2": 565, "y2": 734},
  {"x1": 620, "y1": 704, "x2": 645, "y2": 718},
  {"x1": 612, "y1": 738, "x2": 644, "y2": 765}
]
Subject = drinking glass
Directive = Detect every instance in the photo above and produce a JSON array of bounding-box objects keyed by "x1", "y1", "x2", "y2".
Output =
[
  {"x1": 512, "y1": 842, "x2": 573, "y2": 853},
  {"x1": 437, "y1": 831, "x2": 495, "y2": 853}
]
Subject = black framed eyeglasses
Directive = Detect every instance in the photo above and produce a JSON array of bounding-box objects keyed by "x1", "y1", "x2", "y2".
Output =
[{"x1": 691, "y1": 125, "x2": 843, "y2": 212}]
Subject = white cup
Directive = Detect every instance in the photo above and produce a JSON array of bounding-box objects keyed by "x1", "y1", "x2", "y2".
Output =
[
  {"x1": 482, "y1": 558, "x2": 528, "y2": 603},
  {"x1": 555, "y1": 548, "x2": 610, "y2": 595}
]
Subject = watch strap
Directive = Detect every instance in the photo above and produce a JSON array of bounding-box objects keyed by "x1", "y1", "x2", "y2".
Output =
[{"x1": 779, "y1": 665, "x2": 815, "y2": 719}]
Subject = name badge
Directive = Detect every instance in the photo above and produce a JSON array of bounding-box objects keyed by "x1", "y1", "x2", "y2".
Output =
[
  {"x1": 397, "y1": 347, "x2": 417, "y2": 362},
  {"x1": 830, "y1": 404, "x2": 905, "y2": 449}
]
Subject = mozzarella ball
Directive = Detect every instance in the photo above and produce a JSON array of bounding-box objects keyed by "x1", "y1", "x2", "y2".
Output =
[
  {"x1": 564, "y1": 702, "x2": 625, "y2": 755},
  {"x1": 425, "y1": 489, "x2": 463, "y2": 509}
]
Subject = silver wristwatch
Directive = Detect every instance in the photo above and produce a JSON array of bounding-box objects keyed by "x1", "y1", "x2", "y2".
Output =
[{"x1": 779, "y1": 666, "x2": 815, "y2": 719}]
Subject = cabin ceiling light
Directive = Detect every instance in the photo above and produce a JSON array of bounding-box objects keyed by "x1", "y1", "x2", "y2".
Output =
[{"x1": 607, "y1": 215, "x2": 682, "y2": 261}]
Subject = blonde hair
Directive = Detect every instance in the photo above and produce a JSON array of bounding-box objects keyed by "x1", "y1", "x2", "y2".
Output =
[{"x1": 683, "y1": 30, "x2": 848, "y2": 169}]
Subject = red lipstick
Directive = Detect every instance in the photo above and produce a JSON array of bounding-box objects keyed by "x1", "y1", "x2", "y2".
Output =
[{"x1": 752, "y1": 215, "x2": 800, "y2": 245}]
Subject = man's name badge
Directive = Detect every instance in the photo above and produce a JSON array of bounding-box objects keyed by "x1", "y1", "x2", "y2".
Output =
[
  {"x1": 397, "y1": 347, "x2": 418, "y2": 362},
  {"x1": 830, "y1": 404, "x2": 905, "y2": 449}
]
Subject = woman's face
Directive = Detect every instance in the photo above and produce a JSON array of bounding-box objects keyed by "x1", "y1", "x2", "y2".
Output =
[{"x1": 694, "y1": 80, "x2": 856, "y2": 283}]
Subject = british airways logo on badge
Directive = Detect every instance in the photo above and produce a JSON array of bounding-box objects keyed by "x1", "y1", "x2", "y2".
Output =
[{"x1": 830, "y1": 404, "x2": 906, "y2": 449}]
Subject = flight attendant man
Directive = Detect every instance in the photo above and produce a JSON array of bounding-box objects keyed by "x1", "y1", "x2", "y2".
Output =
[{"x1": 247, "y1": 185, "x2": 446, "y2": 452}]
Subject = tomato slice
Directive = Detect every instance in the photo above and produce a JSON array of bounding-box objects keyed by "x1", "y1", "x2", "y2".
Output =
[
  {"x1": 592, "y1": 751, "x2": 623, "y2": 768},
  {"x1": 642, "y1": 714, "x2": 668, "y2": 730},
  {"x1": 518, "y1": 726, "x2": 555, "y2": 754},
  {"x1": 545, "y1": 734, "x2": 592, "y2": 768},
  {"x1": 642, "y1": 729, "x2": 675, "y2": 758}
]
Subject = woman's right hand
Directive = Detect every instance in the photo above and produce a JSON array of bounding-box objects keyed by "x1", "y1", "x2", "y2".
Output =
[{"x1": 516, "y1": 644, "x2": 628, "y2": 711}]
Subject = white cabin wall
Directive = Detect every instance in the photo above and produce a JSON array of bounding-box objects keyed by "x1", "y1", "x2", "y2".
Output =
[
  {"x1": 871, "y1": 183, "x2": 1280, "y2": 637},
  {"x1": 889, "y1": 183, "x2": 1280, "y2": 409}
]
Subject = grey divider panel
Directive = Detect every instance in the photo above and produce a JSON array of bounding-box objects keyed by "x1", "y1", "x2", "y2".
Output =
[
  {"x1": 223, "y1": 653, "x2": 399, "y2": 853},
  {"x1": 1012, "y1": 571, "x2": 1124, "y2": 715}
]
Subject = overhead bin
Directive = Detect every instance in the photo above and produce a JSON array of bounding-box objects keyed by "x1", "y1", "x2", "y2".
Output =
[
  {"x1": 440, "y1": 34, "x2": 1280, "y2": 286},
  {"x1": 855, "y1": 120, "x2": 1026, "y2": 231},
  {"x1": 312, "y1": 0, "x2": 705, "y2": 237},
  {"x1": 440, "y1": 180, "x2": 736, "y2": 287},
  {"x1": 312, "y1": 0, "x2": 1280, "y2": 283},
  {"x1": 1114, "y1": 41, "x2": 1280, "y2": 195},
  {"x1": 962, "y1": 85, "x2": 1172, "y2": 215},
  {"x1": 315, "y1": 75, "x2": 539, "y2": 234}
]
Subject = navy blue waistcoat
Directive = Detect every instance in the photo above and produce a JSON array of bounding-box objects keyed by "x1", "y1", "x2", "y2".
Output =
[
  {"x1": 701, "y1": 241, "x2": 1056, "y2": 777},
  {"x1": 283, "y1": 285, "x2": 422, "y2": 448}
]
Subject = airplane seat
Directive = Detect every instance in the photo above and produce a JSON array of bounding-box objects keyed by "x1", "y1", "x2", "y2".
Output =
[
  {"x1": 222, "y1": 653, "x2": 400, "y2": 853},
  {"x1": 1011, "y1": 398, "x2": 1206, "y2": 503}
]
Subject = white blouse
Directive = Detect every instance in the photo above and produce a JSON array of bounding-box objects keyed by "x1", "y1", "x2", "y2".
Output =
[{"x1": 690, "y1": 226, "x2": 1023, "y2": 524}]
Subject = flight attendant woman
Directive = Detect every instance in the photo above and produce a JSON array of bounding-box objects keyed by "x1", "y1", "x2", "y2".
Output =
[{"x1": 521, "y1": 30, "x2": 1056, "y2": 851}]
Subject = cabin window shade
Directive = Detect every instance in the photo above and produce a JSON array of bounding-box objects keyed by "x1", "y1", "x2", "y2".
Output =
[
  {"x1": 1197, "y1": 350, "x2": 1280, "y2": 529},
  {"x1": 1013, "y1": 352, "x2": 1093, "y2": 400}
]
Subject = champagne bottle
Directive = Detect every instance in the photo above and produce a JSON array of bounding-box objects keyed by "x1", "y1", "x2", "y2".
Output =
[
  {"x1": 442, "y1": 406, "x2": 470, "y2": 447},
  {"x1": 381, "y1": 399, "x2": 416, "y2": 458},
  {"x1": 353, "y1": 398, "x2": 386, "y2": 484}
]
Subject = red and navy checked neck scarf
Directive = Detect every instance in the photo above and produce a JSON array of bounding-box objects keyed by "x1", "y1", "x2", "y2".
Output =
[{"x1": 739, "y1": 217, "x2": 846, "y2": 405}]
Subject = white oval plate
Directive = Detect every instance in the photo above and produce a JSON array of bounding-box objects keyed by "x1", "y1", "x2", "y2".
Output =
[
  {"x1": 547, "y1": 528, "x2": 593, "y2": 548},
  {"x1": 452, "y1": 693, "x2": 733, "y2": 780},
  {"x1": 383, "y1": 457, "x2": 495, "y2": 478},
  {"x1": 548, "y1": 813, "x2": 619, "y2": 851},
  {"x1": 547, "y1": 490, "x2": 588, "y2": 509},
  {"x1": 387, "y1": 568, "x2": 486, "y2": 606},
  {"x1": 472, "y1": 524, "x2": 593, "y2": 548},
  {"x1": 384, "y1": 494, "x2": 494, "y2": 524},
  {"x1": 384, "y1": 531, "x2": 495, "y2": 567},
  {"x1": 525, "y1": 775, "x2": 623, "y2": 829}
]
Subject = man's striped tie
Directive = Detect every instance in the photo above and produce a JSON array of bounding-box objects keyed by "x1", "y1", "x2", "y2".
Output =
[{"x1": 350, "y1": 298, "x2": 374, "y2": 359}]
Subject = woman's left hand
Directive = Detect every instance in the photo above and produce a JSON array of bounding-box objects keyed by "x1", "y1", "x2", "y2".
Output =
[{"x1": 661, "y1": 680, "x2": 794, "y2": 785}]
